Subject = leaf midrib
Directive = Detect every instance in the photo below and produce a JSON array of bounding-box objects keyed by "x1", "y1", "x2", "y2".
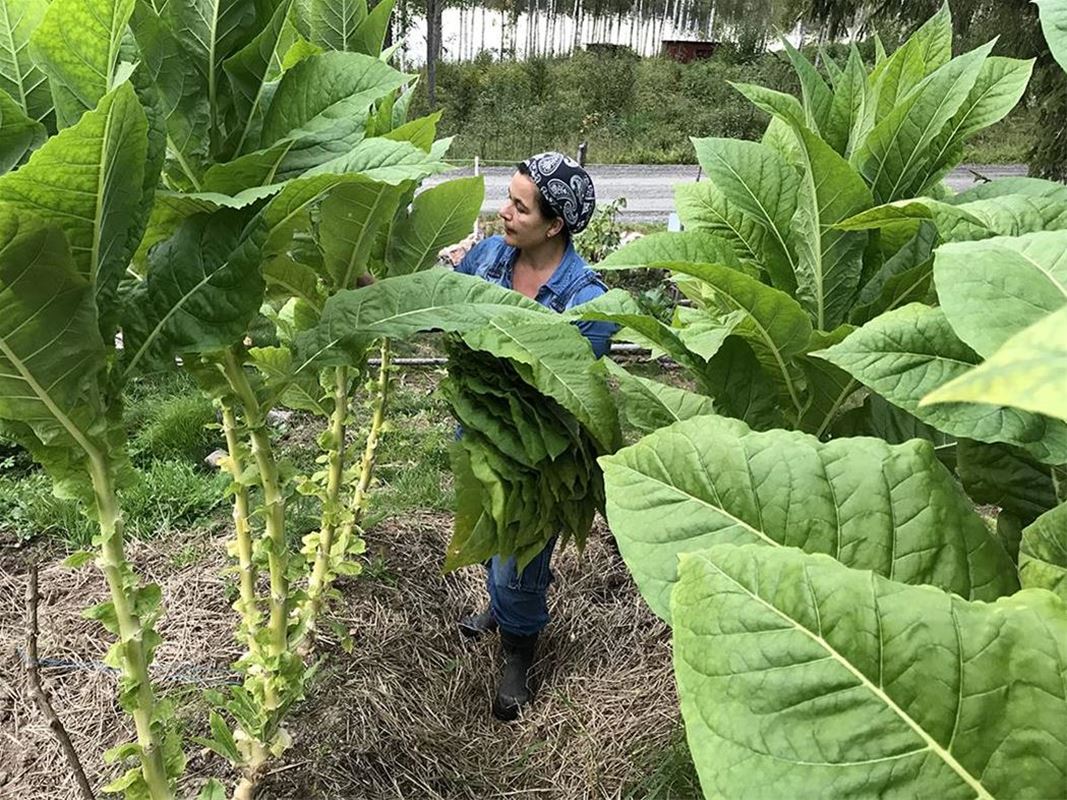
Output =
[{"x1": 703, "y1": 560, "x2": 994, "y2": 800}]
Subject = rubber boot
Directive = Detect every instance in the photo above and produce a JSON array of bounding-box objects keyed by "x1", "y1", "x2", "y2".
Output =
[
  {"x1": 458, "y1": 609, "x2": 498, "y2": 639},
  {"x1": 492, "y1": 630, "x2": 538, "y2": 721}
]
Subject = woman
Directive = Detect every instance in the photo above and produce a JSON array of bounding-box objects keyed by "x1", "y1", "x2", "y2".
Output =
[{"x1": 454, "y1": 152, "x2": 616, "y2": 721}]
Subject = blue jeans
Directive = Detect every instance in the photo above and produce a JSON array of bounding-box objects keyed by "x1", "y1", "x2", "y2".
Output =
[{"x1": 486, "y1": 536, "x2": 559, "y2": 636}]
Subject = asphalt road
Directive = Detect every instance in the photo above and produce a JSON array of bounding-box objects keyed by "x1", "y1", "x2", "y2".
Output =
[{"x1": 426, "y1": 163, "x2": 1029, "y2": 223}]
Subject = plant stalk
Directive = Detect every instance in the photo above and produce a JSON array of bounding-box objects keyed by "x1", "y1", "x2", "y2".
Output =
[
  {"x1": 89, "y1": 455, "x2": 174, "y2": 800},
  {"x1": 305, "y1": 365, "x2": 350, "y2": 633},
  {"x1": 220, "y1": 405, "x2": 261, "y2": 644},
  {"x1": 340, "y1": 340, "x2": 392, "y2": 544},
  {"x1": 221, "y1": 351, "x2": 289, "y2": 664}
]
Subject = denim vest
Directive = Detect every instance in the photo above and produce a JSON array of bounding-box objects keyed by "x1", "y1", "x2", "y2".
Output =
[{"x1": 456, "y1": 235, "x2": 616, "y2": 357}]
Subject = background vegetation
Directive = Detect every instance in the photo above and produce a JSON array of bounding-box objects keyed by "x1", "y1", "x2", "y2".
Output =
[{"x1": 409, "y1": 44, "x2": 1038, "y2": 164}]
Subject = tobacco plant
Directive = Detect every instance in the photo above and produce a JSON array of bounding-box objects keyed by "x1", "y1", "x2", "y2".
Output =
[
  {"x1": 0, "y1": 0, "x2": 183, "y2": 787},
  {"x1": 118, "y1": 0, "x2": 480, "y2": 793},
  {"x1": 583, "y1": 2, "x2": 1046, "y2": 440},
  {"x1": 0, "y1": 0, "x2": 467, "y2": 793},
  {"x1": 591, "y1": 4, "x2": 1067, "y2": 797}
]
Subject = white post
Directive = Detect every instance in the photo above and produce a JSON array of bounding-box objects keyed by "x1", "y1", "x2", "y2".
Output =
[{"x1": 473, "y1": 155, "x2": 481, "y2": 238}]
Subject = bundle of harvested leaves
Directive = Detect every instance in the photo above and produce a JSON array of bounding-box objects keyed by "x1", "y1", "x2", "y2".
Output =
[{"x1": 441, "y1": 332, "x2": 616, "y2": 572}]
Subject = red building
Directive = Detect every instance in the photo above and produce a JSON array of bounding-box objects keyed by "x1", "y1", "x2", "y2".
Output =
[{"x1": 661, "y1": 39, "x2": 720, "y2": 63}]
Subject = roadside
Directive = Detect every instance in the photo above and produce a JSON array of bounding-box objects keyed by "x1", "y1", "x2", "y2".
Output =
[{"x1": 426, "y1": 163, "x2": 1031, "y2": 223}]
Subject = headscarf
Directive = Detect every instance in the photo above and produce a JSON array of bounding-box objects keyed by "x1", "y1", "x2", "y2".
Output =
[{"x1": 521, "y1": 152, "x2": 596, "y2": 234}]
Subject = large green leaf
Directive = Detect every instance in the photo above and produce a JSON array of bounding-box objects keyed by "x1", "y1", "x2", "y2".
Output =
[
  {"x1": 164, "y1": 0, "x2": 259, "y2": 138},
  {"x1": 305, "y1": 135, "x2": 451, "y2": 182},
  {"x1": 308, "y1": 0, "x2": 366, "y2": 52},
  {"x1": 129, "y1": 0, "x2": 211, "y2": 184},
  {"x1": 667, "y1": 261, "x2": 812, "y2": 415},
  {"x1": 674, "y1": 181, "x2": 768, "y2": 269},
  {"x1": 916, "y1": 56, "x2": 1033, "y2": 192},
  {"x1": 603, "y1": 358, "x2": 714, "y2": 437},
  {"x1": 222, "y1": 0, "x2": 297, "y2": 158},
  {"x1": 0, "y1": 82, "x2": 147, "y2": 313},
  {"x1": 788, "y1": 125, "x2": 872, "y2": 329},
  {"x1": 384, "y1": 176, "x2": 483, "y2": 276},
  {"x1": 0, "y1": 87, "x2": 43, "y2": 172},
  {"x1": 133, "y1": 184, "x2": 280, "y2": 270},
  {"x1": 122, "y1": 209, "x2": 255, "y2": 371},
  {"x1": 318, "y1": 177, "x2": 401, "y2": 289},
  {"x1": 260, "y1": 51, "x2": 407, "y2": 148},
  {"x1": 29, "y1": 0, "x2": 133, "y2": 127},
  {"x1": 824, "y1": 45, "x2": 867, "y2": 157},
  {"x1": 125, "y1": 173, "x2": 366, "y2": 372},
  {"x1": 601, "y1": 413, "x2": 1016, "y2": 621},
  {"x1": 949, "y1": 176, "x2": 1067, "y2": 203},
  {"x1": 701, "y1": 337, "x2": 783, "y2": 430},
  {"x1": 934, "y1": 231, "x2": 1067, "y2": 358},
  {"x1": 0, "y1": 0, "x2": 51, "y2": 124},
  {"x1": 671, "y1": 304, "x2": 742, "y2": 362},
  {"x1": 672, "y1": 543, "x2": 1067, "y2": 800},
  {"x1": 921, "y1": 306, "x2": 1067, "y2": 426},
  {"x1": 1019, "y1": 502, "x2": 1067, "y2": 601},
  {"x1": 840, "y1": 195, "x2": 1067, "y2": 243},
  {"x1": 857, "y1": 41, "x2": 992, "y2": 204},
  {"x1": 0, "y1": 206, "x2": 104, "y2": 442},
  {"x1": 866, "y1": 3, "x2": 951, "y2": 124},
  {"x1": 461, "y1": 318, "x2": 621, "y2": 452},
  {"x1": 816, "y1": 304, "x2": 1067, "y2": 463},
  {"x1": 730, "y1": 81, "x2": 807, "y2": 132},
  {"x1": 780, "y1": 39, "x2": 832, "y2": 134},
  {"x1": 304, "y1": 269, "x2": 549, "y2": 363},
  {"x1": 1037, "y1": 0, "x2": 1067, "y2": 73},
  {"x1": 567, "y1": 288, "x2": 711, "y2": 378},
  {"x1": 596, "y1": 230, "x2": 739, "y2": 271},
  {"x1": 851, "y1": 220, "x2": 937, "y2": 324},
  {"x1": 348, "y1": 0, "x2": 393, "y2": 56},
  {"x1": 690, "y1": 137, "x2": 799, "y2": 291}
]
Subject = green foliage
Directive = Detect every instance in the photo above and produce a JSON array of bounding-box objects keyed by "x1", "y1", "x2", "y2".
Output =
[
  {"x1": 602, "y1": 413, "x2": 1016, "y2": 621},
  {"x1": 587, "y1": 8, "x2": 1067, "y2": 798},
  {"x1": 574, "y1": 196, "x2": 627, "y2": 264},
  {"x1": 129, "y1": 392, "x2": 218, "y2": 463},
  {"x1": 409, "y1": 51, "x2": 797, "y2": 163},
  {"x1": 673, "y1": 544, "x2": 1067, "y2": 799},
  {"x1": 306, "y1": 270, "x2": 620, "y2": 570},
  {"x1": 0, "y1": 460, "x2": 226, "y2": 546},
  {"x1": 444, "y1": 332, "x2": 610, "y2": 571}
]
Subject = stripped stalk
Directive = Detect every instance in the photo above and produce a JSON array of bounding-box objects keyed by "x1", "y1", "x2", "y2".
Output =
[
  {"x1": 220, "y1": 404, "x2": 261, "y2": 645},
  {"x1": 305, "y1": 365, "x2": 350, "y2": 633},
  {"x1": 221, "y1": 350, "x2": 289, "y2": 666},
  {"x1": 89, "y1": 455, "x2": 174, "y2": 800},
  {"x1": 341, "y1": 339, "x2": 392, "y2": 547}
]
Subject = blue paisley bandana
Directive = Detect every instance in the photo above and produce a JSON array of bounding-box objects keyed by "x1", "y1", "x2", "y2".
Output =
[{"x1": 522, "y1": 151, "x2": 597, "y2": 234}]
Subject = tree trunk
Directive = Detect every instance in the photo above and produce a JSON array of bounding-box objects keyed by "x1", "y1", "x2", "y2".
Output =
[{"x1": 426, "y1": 0, "x2": 438, "y2": 106}]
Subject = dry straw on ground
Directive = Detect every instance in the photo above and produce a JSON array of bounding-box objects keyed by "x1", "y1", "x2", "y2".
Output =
[{"x1": 0, "y1": 513, "x2": 682, "y2": 800}]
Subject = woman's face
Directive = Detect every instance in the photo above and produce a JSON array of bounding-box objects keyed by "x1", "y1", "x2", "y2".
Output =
[{"x1": 499, "y1": 172, "x2": 563, "y2": 249}]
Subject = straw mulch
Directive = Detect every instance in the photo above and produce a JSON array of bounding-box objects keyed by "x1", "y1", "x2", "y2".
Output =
[{"x1": 0, "y1": 513, "x2": 683, "y2": 800}]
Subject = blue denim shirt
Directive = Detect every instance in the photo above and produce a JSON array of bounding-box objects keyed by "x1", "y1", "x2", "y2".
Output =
[{"x1": 456, "y1": 235, "x2": 617, "y2": 357}]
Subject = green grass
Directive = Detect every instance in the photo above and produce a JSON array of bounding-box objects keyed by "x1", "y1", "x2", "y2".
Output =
[
  {"x1": 622, "y1": 725, "x2": 703, "y2": 799},
  {"x1": 125, "y1": 373, "x2": 220, "y2": 464},
  {"x1": 0, "y1": 460, "x2": 229, "y2": 548},
  {"x1": 372, "y1": 375, "x2": 455, "y2": 514}
]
